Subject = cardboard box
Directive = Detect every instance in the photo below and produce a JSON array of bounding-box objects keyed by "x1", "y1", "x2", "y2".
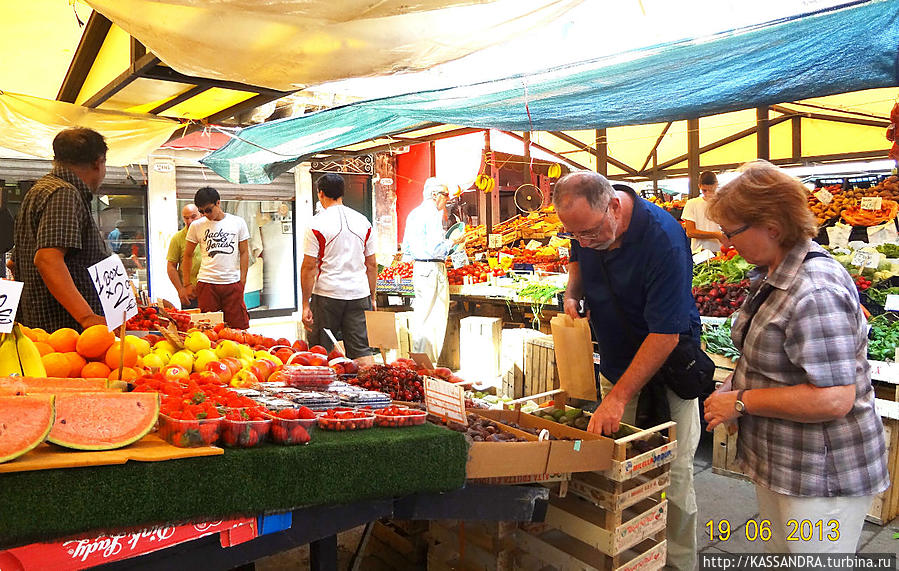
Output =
[
  {"x1": 188, "y1": 311, "x2": 223, "y2": 326},
  {"x1": 462, "y1": 416, "x2": 553, "y2": 479}
]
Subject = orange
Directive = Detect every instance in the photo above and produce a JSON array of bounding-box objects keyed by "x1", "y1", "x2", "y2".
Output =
[
  {"x1": 63, "y1": 352, "x2": 87, "y2": 377},
  {"x1": 76, "y1": 325, "x2": 115, "y2": 359},
  {"x1": 23, "y1": 327, "x2": 49, "y2": 343},
  {"x1": 42, "y1": 353, "x2": 72, "y2": 378},
  {"x1": 47, "y1": 328, "x2": 79, "y2": 353},
  {"x1": 81, "y1": 361, "x2": 111, "y2": 379},
  {"x1": 104, "y1": 343, "x2": 138, "y2": 370},
  {"x1": 107, "y1": 367, "x2": 139, "y2": 382},
  {"x1": 34, "y1": 342, "x2": 54, "y2": 356}
]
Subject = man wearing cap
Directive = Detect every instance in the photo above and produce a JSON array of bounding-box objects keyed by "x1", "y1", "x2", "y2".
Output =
[
  {"x1": 554, "y1": 172, "x2": 700, "y2": 571},
  {"x1": 402, "y1": 178, "x2": 465, "y2": 363}
]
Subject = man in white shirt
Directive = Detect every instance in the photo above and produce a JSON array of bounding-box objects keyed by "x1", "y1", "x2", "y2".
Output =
[
  {"x1": 682, "y1": 171, "x2": 725, "y2": 253},
  {"x1": 301, "y1": 174, "x2": 377, "y2": 359},
  {"x1": 182, "y1": 187, "x2": 251, "y2": 329},
  {"x1": 402, "y1": 178, "x2": 465, "y2": 363}
]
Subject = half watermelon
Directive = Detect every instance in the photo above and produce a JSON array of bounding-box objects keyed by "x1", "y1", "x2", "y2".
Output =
[
  {"x1": 0, "y1": 395, "x2": 55, "y2": 463},
  {"x1": 48, "y1": 392, "x2": 159, "y2": 450}
]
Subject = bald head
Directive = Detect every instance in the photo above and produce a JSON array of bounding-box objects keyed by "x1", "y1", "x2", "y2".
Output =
[
  {"x1": 181, "y1": 204, "x2": 200, "y2": 227},
  {"x1": 552, "y1": 171, "x2": 614, "y2": 213}
]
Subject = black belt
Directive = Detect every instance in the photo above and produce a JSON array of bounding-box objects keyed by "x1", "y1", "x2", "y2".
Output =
[{"x1": 414, "y1": 259, "x2": 445, "y2": 263}]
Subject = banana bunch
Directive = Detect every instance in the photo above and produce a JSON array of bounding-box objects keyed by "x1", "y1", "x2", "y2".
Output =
[{"x1": 0, "y1": 324, "x2": 47, "y2": 377}]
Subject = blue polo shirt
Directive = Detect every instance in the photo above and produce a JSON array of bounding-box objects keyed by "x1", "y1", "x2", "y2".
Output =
[{"x1": 571, "y1": 189, "x2": 700, "y2": 383}]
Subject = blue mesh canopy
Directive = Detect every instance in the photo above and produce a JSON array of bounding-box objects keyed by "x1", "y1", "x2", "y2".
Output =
[{"x1": 202, "y1": 0, "x2": 899, "y2": 184}]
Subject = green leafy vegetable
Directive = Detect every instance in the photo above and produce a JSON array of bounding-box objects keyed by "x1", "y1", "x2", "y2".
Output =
[
  {"x1": 876, "y1": 243, "x2": 899, "y2": 258},
  {"x1": 693, "y1": 256, "x2": 753, "y2": 288},
  {"x1": 867, "y1": 313, "x2": 899, "y2": 361},
  {"x1": 701, "y1": 319, "x2": 740, "y2": 361}
]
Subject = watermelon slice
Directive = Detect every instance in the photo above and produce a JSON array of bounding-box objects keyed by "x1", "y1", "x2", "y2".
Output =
[
  {"x1": 2, "y1": 377, "x2": 111, "y2": 393},
  {"x1": 0, "y1": 379, "x2": 27, "y2": 396},
  {"x1": 0, "y1": 395, "x2": 55, "y2": 463},
  {"x1": 48, "y1": 392, "x2": 159, "y2": 451}
]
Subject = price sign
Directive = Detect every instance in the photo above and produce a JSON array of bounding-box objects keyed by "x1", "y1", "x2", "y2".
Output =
[
  {"x1": 451, "y1": 250, "x2": 469, "y2": 269},
  {"x1": 525, "y1": 240, "x2": 543, "y2": 250},
  {"x1": 424, "y1": 376, "x2": 467, "y2": 425},
  {"x1": 0, "y1": 280, "x2": 24, "y2": 334},
  {"x1": 886, "y1": 294, "x2": 899, "y2": 311},
  {"x1": 860, "y1": 196, "x2": 883, "y2": 211},
  {"x1": 88, "y1": 254, "x2": 138, "y2": 330},
  {"x1": 498, "y1": 252, "x2": 515, "y2": 266},
  {"x1": 813, "y1": 188, "x2": 833, "y2": 205},
  {"x1": 488, "y1": 233, "x2": 503, "y2": 249},
  {"x1": 692, "y1": 249, "x2": 716, "y2": 264},
  {"x1": 851, "y1": 250, "x2": 881, "y2": 269},
  {"x1": 558, "y1": 246, "x2": 569, "y2": 259},
  {"x1": 474, "y1": 252, "x2": 485, "y2": 261}
]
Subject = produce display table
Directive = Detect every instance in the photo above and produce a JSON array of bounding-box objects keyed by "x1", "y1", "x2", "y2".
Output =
[{"x1": 0, "y1": 424, "x2": 468, "y2": 550}]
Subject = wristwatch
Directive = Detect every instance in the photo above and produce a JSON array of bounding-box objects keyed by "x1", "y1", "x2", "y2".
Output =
[{"x1": 735, "y1": 389, "x2": 747, "y2": 416}]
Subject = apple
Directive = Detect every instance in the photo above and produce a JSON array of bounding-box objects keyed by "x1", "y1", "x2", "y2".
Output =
[
  {"x1": 274, "y1": 348, "x2": 294, "y2": 363},
  {"x1": 125, "y1": 335, "x2": 151, "y2": 357},
  {"x1": 154, "y1": 340, "x2": 178, "y2": 355},
  {"x1": 221, "y1": 357, "x2": 243, "y2": 375},
  {"x1": 215, "y1": 340, "x2": 241, "y2": 359},
  {"x1": 327, "y1": 348, "x2": 345, "y2": 361},
  {"x1": 308, "y1": 355, "x2": 328, "y2": 367},
  {"x1": 249, "y1": 365, "x2": 268, "y2": 382},
  {"x1": 169, "y1": 350, "x2": 195, "y2": 371},
  {"x1": 292, "y1": 339, "x2": 309, "y2": 352},
  {"x1": 289, "y1": 354, "x2": 311, "y2": 366},
  {"x1": 141, "y1": 352, "x2": 165, "y2": 371},
  {"x1": 204, "y1": 360, "x2": 232, "y2": 382},
  {"x1": 162, "y1": 365, "x2": 189, "y2": 382},
  {"x1": 230, "y1": 368, "x2": 258, "y2": 388},
  {"x1": 184, "y1": 331, "x2": 212, "y2": 353},
  {"x1": 275, "y1": 338, "x2": 291, "y2": 347},
  {"x1": 193, "y1": 348, "x2": 218, "y2": 372},
  {"x1": 252, "y1": 359, "x2": 274, "y2": 379},
  {"x1": 310, "y1": 345, "x2": 328, "y2": 355},
  {"x1": 237, "y1": 344, "x2": 254, "y2": 361},
  {"x1": 194, "y1": 370, "x2": 222, "y2": 384}
]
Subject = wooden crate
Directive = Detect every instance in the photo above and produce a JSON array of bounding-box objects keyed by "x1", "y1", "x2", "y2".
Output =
[
  {"x1": 544, "y1": 493, "x2": 667, "y2": 557},
  {"x1": 514, "y1": 529, "x2": 666, "y2": 571},
  {"x1": 500, "y1": 328, "x2": 550, "y2": 399},
  {"x1": 362, "y1": 519, "x2": 429, "y2": 569},
  {"x1": 460, "y1": 317, "x2": 502, "y2": 379},
  {"x1": 524, "y1": 335, "x2": 558, "y2": 399},
  {"x1": 428, "y1": 520, "x2": 516, "y2": 571},
  {"x1": 711, "y1": 424, "x2": 749, "y2": 481},
  {"x1": 568, "y1": 467, "x2": 670, "y2": 513},
  {"x1": 439, "y1": 311, "x2": 462, "y2": 370}
]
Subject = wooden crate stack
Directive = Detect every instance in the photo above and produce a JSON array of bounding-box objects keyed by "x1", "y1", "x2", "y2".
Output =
[
  {"x1": 514, "y1": 423, "x2": 675, "y2": 570},
  {"x1": 427, "y1": 520, "x2": 518, "y2": 571},
  {"x1": 870, "y1": 378, "x2": 899, "y2": 525},
  {"x1": 460, "y1": 317, "x2": 503, "y2": 380},
  {"x1": 361, "y1": 519, "x2": 430, "y2": 570},
  {"x1": 524, "y1": 335, "x2": 558, "y2": 400},
  {"x1": 501, "y1": 328, "x2": 553, "y2": 399}
]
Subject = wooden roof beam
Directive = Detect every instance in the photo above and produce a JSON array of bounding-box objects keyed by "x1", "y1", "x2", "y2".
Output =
[
  {"x1": 546, "y1": 131, "x2": 638, "y2": 175},
  {"x1": 57, "y1": 12, "x2": 112, "y2": 102},
  {"x1": 139, "y1": 66, "x2": 293, "y2": 98},
  {"x1": 638, "y1": 122, "x2": 672, "y2": 174},
  {"x1": 770, "y1": 105, "x2": 889, "y2": 128},
  {"x1": 148, "y1": 85, "x2": 210, "y2": 115},
  {"x1": 499, "y1": 131, "x2": 591, "y2": 171},
  {"x1": 82, "y1": 53, "x2": 160, "y2": 108}
]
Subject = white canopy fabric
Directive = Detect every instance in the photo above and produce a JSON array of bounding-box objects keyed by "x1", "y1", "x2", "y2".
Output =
[
  {"x1": 0, "y1": 92, "x2": 181, "y2": 166},
  {"x1": 85, "y1": 0, "x2": 585, "y2": 92}
]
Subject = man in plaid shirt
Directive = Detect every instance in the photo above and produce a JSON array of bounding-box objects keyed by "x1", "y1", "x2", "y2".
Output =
[{"x1": 13, "y1": 128, "x2": 110, "y2": 332}]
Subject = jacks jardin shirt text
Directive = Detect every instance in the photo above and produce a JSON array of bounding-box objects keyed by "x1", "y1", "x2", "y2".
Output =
[{"x1": 185, "y1": 213, "x2": 250, "y2": 285}]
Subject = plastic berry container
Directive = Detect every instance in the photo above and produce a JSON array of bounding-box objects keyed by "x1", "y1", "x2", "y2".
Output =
[
  {"x1": 220, "y1": 410, "x2": 271, "y2": 448},
  {"x1": 264, "y1": 412, "x2": 316, "y2": 445},
  {"x1": 157, "y1": 414, "x2": 221, "y2": 448},
  {"x1": 282, "y1": 365, "x2": 337, "y2": 388},
  {"x1": 373, "y1": 407, "x2": 428, "y2": 428},
  {"x1": 317, "y1": 409, "x2": 376, "y2": 431}
]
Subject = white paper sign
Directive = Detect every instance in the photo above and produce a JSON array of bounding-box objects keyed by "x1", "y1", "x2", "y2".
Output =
[
  {"x1": 488, "y1": 233, "x2": 503, "y2": 249},
  {"x1": 886, "y1": 295, "x2": 899, "y2": 311},
  {"x1": 424, "y1": 376, "x2": 467, "y2": 425},
  {"x1": 88, "y1": 254, "x2": 138, "y2": 330},
  {"x1": 498, "y1": 252, "x2": 515, "y2": 265},
  {"x1": 851, "y1": 250, "x2": 881, "y2": 269},
  {"x1": 813, "y1": 188, "x2": 834, "y2": 205},
  {"x1": 692, "y1": 249, "x2": 715, "y2": 264},
  {"x1": 0, "y1": 280, "x2": 24, "y2": 334},
  {"x1": 866, "y1": 222, "x2": 898, "y2": 246},
  {"x1": 525, "y1": 240, "x2": 543, "y2": 250},
  {"x1": 558, "y1": 246, "x2": 569, "y2": 259},
  {"x1": 860, "y1": 196, "x2": 883, "y2": 211},
  {"x1": 451, "y1": 250, "x2": 469, "y2": 269},
  {"x1": 826, "y1": 223, "x2": 852, "y2": 249},
  {"x1": 474, "y1": 252, "x2": 485, "y2": 261}
]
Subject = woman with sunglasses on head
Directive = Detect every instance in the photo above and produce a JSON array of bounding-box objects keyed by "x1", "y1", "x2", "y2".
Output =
[{"x1": 703, "y1": 160, "x2": 888, "y2": 553}]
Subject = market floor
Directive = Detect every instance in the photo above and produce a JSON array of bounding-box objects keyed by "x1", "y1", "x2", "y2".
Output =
[{"x1": 253, "y1": 431, "x2": 899, "y2": 571}]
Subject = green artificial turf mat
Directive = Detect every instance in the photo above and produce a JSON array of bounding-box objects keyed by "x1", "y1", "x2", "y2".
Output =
[{"x1": 0, "y1": 423, "x2": 467, "y2": 548}]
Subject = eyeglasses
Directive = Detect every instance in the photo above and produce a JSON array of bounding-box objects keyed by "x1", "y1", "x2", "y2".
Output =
[
  {"x1": 198, "y1": 205, "x2": 215, "y2": 215},
  {"x1": 720, "y1": 223, "x2": 750, "y2": 239},
  {"x1": 560, "y1": 204, "x2": 612, "y2": 240}
]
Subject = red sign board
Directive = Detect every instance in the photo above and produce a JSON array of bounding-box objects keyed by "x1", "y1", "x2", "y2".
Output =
[{"x1": 0, "y1": 518, "x2": 257, "y2": 571}]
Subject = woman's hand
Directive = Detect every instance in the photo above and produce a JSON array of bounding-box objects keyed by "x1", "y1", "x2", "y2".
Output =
[{"x1": 703, "y1": 390, "x2": 740, "y2": 431}]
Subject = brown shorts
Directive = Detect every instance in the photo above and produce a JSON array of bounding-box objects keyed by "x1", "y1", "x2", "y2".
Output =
[{"x1": 196, "y1": 281, "x2": 250, "y2": 330}]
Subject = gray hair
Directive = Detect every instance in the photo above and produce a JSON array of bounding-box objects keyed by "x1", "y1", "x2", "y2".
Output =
[
  {"x1": 422, "y1": 177, "x2": 448, "y2": 200},
  {"x1": 552, "y1": 171, "x2": 614, "y2": 211}
]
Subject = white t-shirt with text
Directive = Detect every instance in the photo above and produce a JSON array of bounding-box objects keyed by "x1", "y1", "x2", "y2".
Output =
[
  {"x1": 304, "y1": 204, "x2": 375, "y2": 300},
  {"x1": 185, "y1": 213, "x2": 250, "y2": 284},
  {"x1": 681, "y1": 196, "x2": 720, "y2": 253}
]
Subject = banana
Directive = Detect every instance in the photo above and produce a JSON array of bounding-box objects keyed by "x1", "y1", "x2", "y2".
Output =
[
  {"x1": 0, "y1": 332, "x2": 24, "y2": 376},
  {"x1": 13, "y1": 325, "x2": 47, "y2": 377}
]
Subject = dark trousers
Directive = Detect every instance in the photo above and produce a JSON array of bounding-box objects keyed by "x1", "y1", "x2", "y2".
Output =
[
  {"x1": 308, "y1": 294, "x2": 372, "y2": 358},
  {"x1": 196, "y1": 281, "x2": 250, "y2": 330}
]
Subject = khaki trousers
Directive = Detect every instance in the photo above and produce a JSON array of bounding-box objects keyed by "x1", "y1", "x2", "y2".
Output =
[{"x1": 411, "y1": 261, "x2": 449, "y2": 364}]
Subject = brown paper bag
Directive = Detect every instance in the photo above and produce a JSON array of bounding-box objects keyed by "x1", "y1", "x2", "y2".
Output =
[{"x1": 550, "y1": 314, "x2": 597, "y2": 401}]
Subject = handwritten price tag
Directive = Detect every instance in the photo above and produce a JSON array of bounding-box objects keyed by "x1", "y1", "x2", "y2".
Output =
[
  {"x1": 558, "y1": 246, "x2": 569, "y2": 258},
  {"x1": 474, "y1": 252, "x2": 485, "y2": 261},
  {"x1": 813, "y1": 188, "x2": 833, "y2": 206},
  {"x1": 851, "y1": 250, "x2": 881, "y2": 269},
  {"x1": 451, "y1": 250, "x2": 469, "y2": 269},
  {"x1": 424, "y1": 376, "x2": 467, "y2": 425},
  {"x1": 692, "y1": 249, "x2": 716, "y2": 264},
  {"x1": 0, "y1": 280, "x2": 24, "y2": 334},
  {"x1": 886, "y1": 294, "x2": 899, "y2": 311},
  {"x1": 88, "y1": 254, "x2": 138, "y2": 331},
  {"x1": 860, "y1": 196, "x2": 883, "y2": 211},
  {"x1": 488, "y1": 234, "x2": 503, "y2": 249}
]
